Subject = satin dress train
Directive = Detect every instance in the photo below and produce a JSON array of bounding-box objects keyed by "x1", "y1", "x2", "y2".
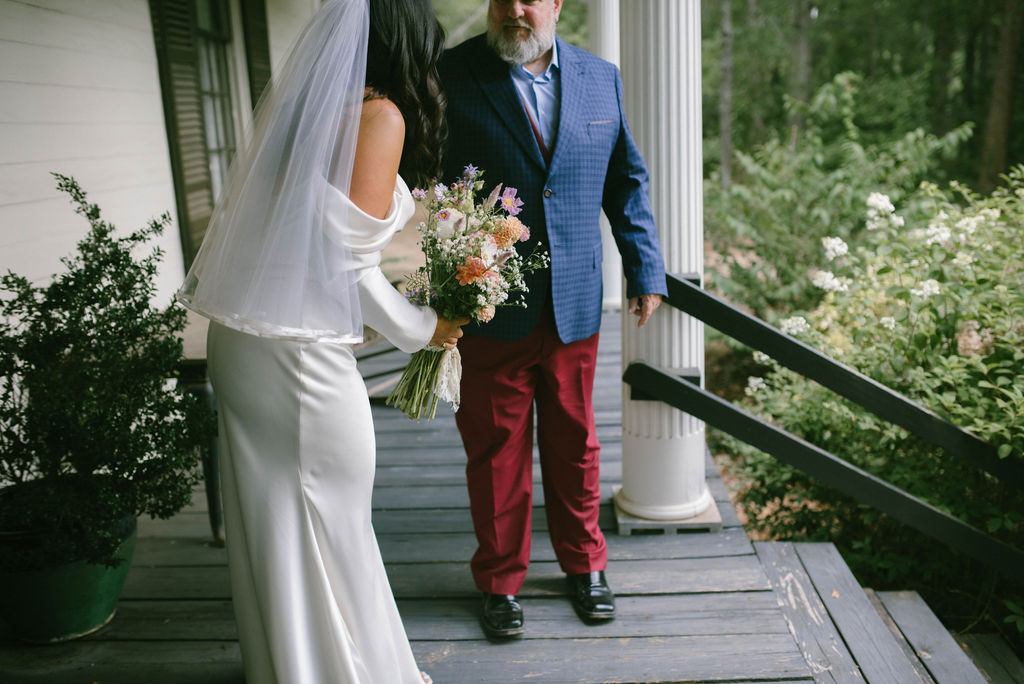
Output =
[{"x1": 207, "y1": 177, "x2": 435, "y2": 684}]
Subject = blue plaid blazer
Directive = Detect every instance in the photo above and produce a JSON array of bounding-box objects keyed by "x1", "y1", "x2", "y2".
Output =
[{"x1": 439, "y1": 35, "x2": 667, "y2": 343}]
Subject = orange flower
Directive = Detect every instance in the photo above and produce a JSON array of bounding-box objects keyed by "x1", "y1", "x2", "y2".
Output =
[
  {"x1": 456, "y1": 256, "x2": 487, "y2": 285},
  {"x1": 493, "y1": 216, "x2": 524, "y2": 249},
  {"x1": 477, "y1": 304, "x2": 496, "y2": 322}
]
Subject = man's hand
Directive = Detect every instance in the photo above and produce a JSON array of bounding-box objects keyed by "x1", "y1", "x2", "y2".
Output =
[{"x1": 627, "y1": 294, "x2": 662, "y2": 328}]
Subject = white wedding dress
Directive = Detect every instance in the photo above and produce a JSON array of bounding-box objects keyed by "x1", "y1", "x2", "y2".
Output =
[{"x1": 207, "y1": 176, "x2": 435, "y2": 684}]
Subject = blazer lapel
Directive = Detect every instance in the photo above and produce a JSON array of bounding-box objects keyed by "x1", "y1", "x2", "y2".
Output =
[
  {"x1": 467, "y1": 39, "x2": 548, "y2": 172},
  {"x1": 548, "y1": 36, "x2": 585, "y2": 177}
]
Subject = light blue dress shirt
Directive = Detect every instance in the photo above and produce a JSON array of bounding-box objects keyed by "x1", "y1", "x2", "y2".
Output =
[{"x1": 510, "y1": 39, "x2": 561, "y2": 150}]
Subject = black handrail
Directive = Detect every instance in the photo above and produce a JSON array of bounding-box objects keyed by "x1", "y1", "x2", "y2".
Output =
[
  {"x1": 665, "y1": 273, "x2": 1022, "y2": 487},
  {"x1": 622, "y1": 362, "x2": 1024, "y2": 579}
]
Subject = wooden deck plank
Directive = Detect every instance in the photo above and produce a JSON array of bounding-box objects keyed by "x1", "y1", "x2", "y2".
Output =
[
  {"x1": 863, "y1": 589, "x2": 936, "y2": 683},
  {"x1": 119, "y1": 555, "x2": 771, "y2": 601},
  {"x1": 132, "y1": 526, "x2": 754, "y2": 567},
  {"x1": 876, "y1": 590, "x2": 988, "y2": 684},
  {"x1": 754, "y1": 542, "x2": 864, "y2": 684},
  {"x1": 794, "y1": 543, "x2": 931, "y2": 684},
  {"x1": 0, "y1": 641, "x2": 244, "y2": 684},
  {"x1": 79, "y1": 593, "x2": 788, "y2": 642},
  {"x1": 411, "y1": 634, "x2": 810, "y2": 683}
]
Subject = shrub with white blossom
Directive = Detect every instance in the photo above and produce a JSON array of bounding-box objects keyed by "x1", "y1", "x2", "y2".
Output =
[{"x1": 723, "y1": 167, "x2": 1024, "y2": 636}]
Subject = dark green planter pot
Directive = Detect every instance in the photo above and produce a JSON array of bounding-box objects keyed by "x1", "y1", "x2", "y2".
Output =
[{"x1": 0, "y1": 518, "x2": 137, "y2": 643}]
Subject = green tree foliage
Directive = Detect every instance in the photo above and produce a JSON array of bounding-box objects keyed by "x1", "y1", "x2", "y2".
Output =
[
  {"x1": 703, "y1": 0, "x2": 1023, "y2": 185},
  {"x1": 705, "y1": 72, "x2": 972, "y2": 318}
]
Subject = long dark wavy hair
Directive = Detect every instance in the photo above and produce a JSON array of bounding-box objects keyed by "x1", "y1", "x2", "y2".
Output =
[{"x1": 365, "y1": 0, "x2": 446, "y2": 188}]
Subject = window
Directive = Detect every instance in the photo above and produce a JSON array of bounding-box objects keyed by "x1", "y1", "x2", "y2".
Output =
[{"x1": 150, "y1": 0, "x2": 271, "y2": 267}]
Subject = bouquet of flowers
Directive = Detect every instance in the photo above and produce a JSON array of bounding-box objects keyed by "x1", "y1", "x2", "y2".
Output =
[{"x1": 387, "y1": 165, "x2": 549, "y2": 421}]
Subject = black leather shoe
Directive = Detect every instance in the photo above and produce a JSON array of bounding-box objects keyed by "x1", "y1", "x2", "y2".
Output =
[
  {"x1": 566, "y1": 571, "x2": 616, "y2": 621},
  {"x1": 480, "y1": 593, "x2": 524, "y2": 638}
]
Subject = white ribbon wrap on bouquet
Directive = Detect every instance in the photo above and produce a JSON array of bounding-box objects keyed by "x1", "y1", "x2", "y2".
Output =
[{"x1": 433, "y1": 347, "x2": 462, "y2": 412}]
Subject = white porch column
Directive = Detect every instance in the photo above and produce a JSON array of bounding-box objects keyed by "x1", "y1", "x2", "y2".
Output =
[
  {"x1": 584, "y1": 0, "x2": 624, "y2": 309},
  {"x1": 615, "y1": 0, "x2": 711, "y2": 521}
]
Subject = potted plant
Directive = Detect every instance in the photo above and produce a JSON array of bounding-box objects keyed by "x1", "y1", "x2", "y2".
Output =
[{"x1": 0, "y1": 174, "x2": 211, "y2": 642}]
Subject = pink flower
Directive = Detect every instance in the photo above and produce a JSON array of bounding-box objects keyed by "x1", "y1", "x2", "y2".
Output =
[
  {"x1": 500, "y1": 187, "x2": 524, "y2": 216},
  {"x1": 477, "y1": 304, "x2": 496, "y2": 322},
  {"x1": 411, "y1": 187, "x2": 427, "y2": 200},
  {"x1": 485, "y1": 183, "x2": 503, "y2": 209},
  {"x1": 518, "y1": 223, "x2": 530, "y2": 242}
]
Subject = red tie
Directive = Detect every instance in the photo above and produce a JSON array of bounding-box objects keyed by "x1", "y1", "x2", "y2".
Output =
[{"x1": 520, "y1": 98, "x2": 552, "y2": 165}]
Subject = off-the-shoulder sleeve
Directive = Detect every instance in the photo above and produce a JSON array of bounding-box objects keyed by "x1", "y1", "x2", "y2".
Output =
[{"x1": 322, "y1": 177, "x2": 436, "y2": 352}]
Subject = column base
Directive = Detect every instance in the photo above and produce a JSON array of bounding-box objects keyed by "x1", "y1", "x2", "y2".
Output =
[{"x1": 613, "y1": 485, "x2": 722, "y2": 535}]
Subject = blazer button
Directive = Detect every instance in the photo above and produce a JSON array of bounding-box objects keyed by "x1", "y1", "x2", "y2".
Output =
[{"x1": 544, "y1": 189, "x2": 553, "y2": 198}]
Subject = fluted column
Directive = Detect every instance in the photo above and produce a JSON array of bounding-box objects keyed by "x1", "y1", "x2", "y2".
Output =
[
  {"x1": 584, "y1": 0, "x2": 624, "y2": 309},
  {"x1": 615, "y1": 0, "x2": 711, "y2": 520}
]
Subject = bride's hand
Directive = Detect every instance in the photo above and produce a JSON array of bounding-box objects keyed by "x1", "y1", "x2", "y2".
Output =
[{"x1": 431, "y1": 315, "x2": 469, "y2": 350}]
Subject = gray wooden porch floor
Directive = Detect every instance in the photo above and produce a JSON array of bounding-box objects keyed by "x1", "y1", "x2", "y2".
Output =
[{"x1": 1, "y1": 312, "x2": 815, "y2": 683}]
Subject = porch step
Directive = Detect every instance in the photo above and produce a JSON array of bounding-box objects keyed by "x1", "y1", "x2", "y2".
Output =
[
  {"x1": 959, "y1": 633, "x2": 1024, "y2": 683},
  {"x1": 755, "y1": 541, "x2": 995, "y2": 684},
  {"x1": 868, "y1": 589, "x2": 987, "y2": 684}
]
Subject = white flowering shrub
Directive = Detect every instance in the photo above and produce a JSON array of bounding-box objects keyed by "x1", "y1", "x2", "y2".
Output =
[
  {"x1": 722, "y1": 167, "x2": 1024, "y2": 637},
  {"x1": 705, "y1": 72, "x2": 972, "y2": 319}
]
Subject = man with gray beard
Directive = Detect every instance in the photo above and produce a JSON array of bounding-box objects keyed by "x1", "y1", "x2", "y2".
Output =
[{"x1": 438, "y1": 0, "x2": 667, "y2": 640}]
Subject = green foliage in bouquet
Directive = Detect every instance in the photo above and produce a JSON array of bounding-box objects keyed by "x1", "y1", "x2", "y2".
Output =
[
  {"x1": 721, "y1": 167, "x2": 1024, "y2": 640},
  {"x1": 0, "y1": 174, "x2": 211, "y2": 571},
  {"x1": 705, "y1": 72, "x2": 973, "y2": 319}
]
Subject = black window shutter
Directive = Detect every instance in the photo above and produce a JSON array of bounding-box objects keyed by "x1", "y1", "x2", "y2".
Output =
[
  {"x1": 240, "y1": 0, "x2": 272, "y2": 109},
  {"x1": 150, "y1": 0, "x2": 214, "y2": 268}
]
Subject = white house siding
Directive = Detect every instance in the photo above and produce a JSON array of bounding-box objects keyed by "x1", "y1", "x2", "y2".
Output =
[
  {"x1": 265, "y1": 0, "x2": 318, "y2": 74},
  {"x1": 0, "y1": 0, "x2": 185, "y2": 303}
]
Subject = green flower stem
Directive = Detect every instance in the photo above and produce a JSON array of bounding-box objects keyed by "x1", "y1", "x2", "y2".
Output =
[{"x1": 386, "y1": 348, "x2": 446, "y2": 421}]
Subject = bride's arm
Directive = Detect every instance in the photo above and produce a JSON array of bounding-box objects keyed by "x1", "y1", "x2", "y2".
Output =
[{"x1": 345, "y1": 98, "x2": 465, "y2": 352}]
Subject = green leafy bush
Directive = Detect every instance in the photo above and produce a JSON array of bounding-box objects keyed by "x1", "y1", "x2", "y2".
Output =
[
  {"x1": 0, "y1": 175, "x2": 211, "y2": 570},
  {"x1": 722, "y1": 166, "x2": 1024, "y2": 638},
  {"x1": 705, "y1": 72, "x2": 972, "y2": 319}
]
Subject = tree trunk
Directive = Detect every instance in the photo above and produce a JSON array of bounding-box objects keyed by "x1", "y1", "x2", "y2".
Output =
[
  {"x1": 787, "y1": 0, "x2": 812, "y2": 150},
  {"x1": 719, "y1": 0, "x2": 734, "y2": 189},
  {"x1": 979, "y1": 0, "x2": 1024, "y2": 191},
  {"x1": 928, "y1": 0, "x2": 955, "y2": 134}
]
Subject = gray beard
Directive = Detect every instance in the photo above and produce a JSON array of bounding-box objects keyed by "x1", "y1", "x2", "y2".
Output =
[{"x1": 486, "y1": 22, "x2": 555, "y2": 66}]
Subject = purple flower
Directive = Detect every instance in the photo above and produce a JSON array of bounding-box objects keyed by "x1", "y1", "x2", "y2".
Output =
[
  {"x1": 463, "y1": 163, "x2": 480, "y2": 178},
  {"x1": 500, "y1": 187, "x2": 524, "y2": 216},
  {"x1": 411, "y1": 187, "x2": 427, "y2": 200},
  {"x1": 433, "y1": 183, "x2": 446, "y2": 200}
]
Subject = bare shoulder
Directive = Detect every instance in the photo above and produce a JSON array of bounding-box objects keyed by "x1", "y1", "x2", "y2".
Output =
[{"x1": 360, "y1": 97, "x2": 405, "y2": 144}]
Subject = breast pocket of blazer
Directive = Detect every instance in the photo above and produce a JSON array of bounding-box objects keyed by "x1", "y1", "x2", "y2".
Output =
[{"x1": 586, "y1": 119, "x2": 617, "y2": 146}]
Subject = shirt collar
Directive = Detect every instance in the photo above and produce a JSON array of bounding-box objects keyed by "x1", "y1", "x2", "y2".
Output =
[{"x1": 513, "y1": 36, "x2": 560, "y2": 81}]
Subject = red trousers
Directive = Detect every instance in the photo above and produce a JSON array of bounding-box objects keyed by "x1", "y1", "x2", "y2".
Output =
[{"x1": 455, "y1": 304, "x2": 607, "y2": 594}]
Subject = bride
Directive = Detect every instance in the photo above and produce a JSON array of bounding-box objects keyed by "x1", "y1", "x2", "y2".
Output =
[{"x1": 177, "y1": 0, "x2": 460, "y2": 681}]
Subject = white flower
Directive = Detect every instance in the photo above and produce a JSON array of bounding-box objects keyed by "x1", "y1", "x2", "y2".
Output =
[
  {"x1": 811, "y1": 270, "x2": 849, "y2": 292},
  {"x1": 925, "y1": 222, "x2": 951, "y2": 245},
  {"x1": 822, "y1": 236, "x2": 849, "y2": 261},
  {"x1": 952, "y1": 252, "x2": 974, "y2": 267},
  {"x1": 433, "y1": 208, "x2": 465, "y2": 239},
  {"x1": 745, "y1": 376, "x2": 766, "y2": 396},
  {"x1": 433, "y1": 183, "x2": 446, "y2": 200},
  {"x1": 910, "y1": 279, "x2": 940, "y2": 297},
  {"x1": 752, "y1": 351, "x2": 771, "y2": 364},
  {"x1": 880, "y1": 316, "x2": 896, "y2": 330},
  {"x1": 867, "y1": 192, "x2": 895, "y2": 213},
  {"x1": 780, "y1": 316, "x2": 810, "y2": 335}
]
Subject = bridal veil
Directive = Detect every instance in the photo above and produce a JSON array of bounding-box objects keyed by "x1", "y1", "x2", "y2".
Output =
[{"x1": 178, "y1": 0, "x2": 369, "y2": 343}]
